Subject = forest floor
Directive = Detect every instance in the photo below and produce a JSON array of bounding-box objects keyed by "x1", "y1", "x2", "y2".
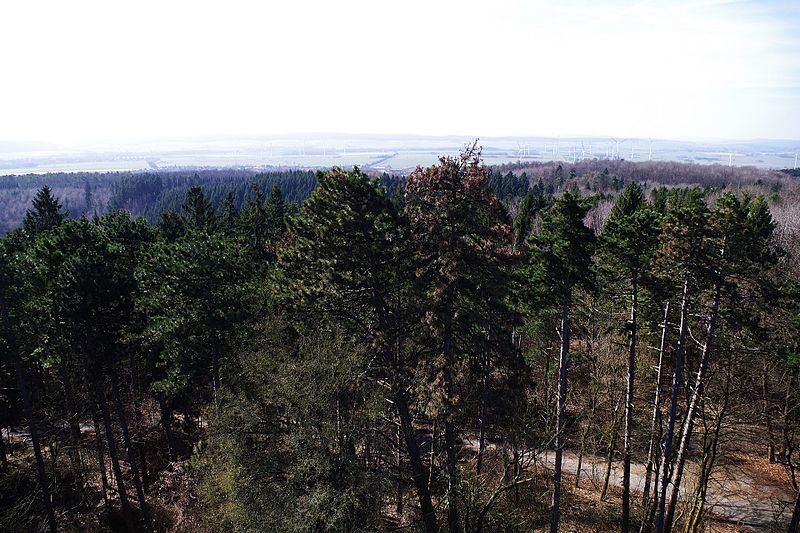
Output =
[
  {"x1": 465, "y1": 435, "x2": 796, "y2": 532},
  {"x1": 4, "y1": 424, "x2": 796, "y2": 532}
]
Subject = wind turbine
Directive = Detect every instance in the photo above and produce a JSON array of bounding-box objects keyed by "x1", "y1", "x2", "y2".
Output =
[
  {"x1": 611, "y1": 138, "x2": 628, "y2": 160},
  {"x1": 610, "y1": 137, "x2": 621, "y2": 160},
  {"x1": 648, "y1": 138, "x2": 653, "y2": 161}
]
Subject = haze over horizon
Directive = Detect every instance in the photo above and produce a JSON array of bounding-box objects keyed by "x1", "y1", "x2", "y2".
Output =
[{"x1": 2, "y1": 0, "x2": 799, "y2": 145}]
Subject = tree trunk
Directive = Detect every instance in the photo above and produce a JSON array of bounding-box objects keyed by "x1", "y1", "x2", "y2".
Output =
[
  {"x1": 91, "y1": 407, "x2": 110, "y2": 506},
  {"x1": 396, "y1": 423, "x2": 404, "y2": 517},
  {"x1": 762, "y1": 362, "x2": 777, "y2": 463},
  {"x1": 685, "y1": 365, "x2": 730, "y2": 533},
  {"x1": 2, "y1": 297, "x2": 57, "y2": 533},
  {"x1": 601, "y1": 427, "x2": 618, "y2": 501},
  {"x1": 654, "y1": 277, "x2": 690, "y2": 533},
  {"x1": 443, "y1": 292, "x2": 461, "y2": 533},
  {"x1": 575, "y1": 390, "x2": 598, "y2": 488},
  {"x1": 138, "y1": 442, "x2": 149, "y2": 493},
  {"x1": 643, "y1": 302, "x2": 670, "y2": 509},
  {"x1": 602, "y1": 395, "x2": 622, "y2": 502},
  {"x1": 0, "y1": 424, "x2": 7, "y2": 472},
  {"x1": 94, "y1": 376, "x2": 135, "y2": 533},
  {"x1": 789, "y1": 489, "x2": 800, "y2": 533},
  {"x1": 664, "y1": 282, "x2": 721, "y2": 532},
  {"x1": 622, "y1": 275, "x2": 638, "y2": 533},
  {"x1": 477, "y1": 338, "x2": 489, "y2": 476},
  {"x1": 58, "y1": 353, "x2": 85, "y2": 492},
  {"x1": 111, "y1": 372, "x2": 152, "y2": 533},
  {"x1": 158, "y1": 397, "x2": 177, "y2": 462},
  {"x1": 211, "y1": 336, "x2": 221, "y2": 417},
  {"x1": 444, "y1": 415, "x2": 459, "y2": 533},
  {"x1": 13, "y1": 359, "x2": 57, "y2": 533},
  {"x1": 395, "y1": 389, "x2": 438, "y2": 533},
  {"x1": 429, "y1": 420, "x2": 437, "y2": 495},
  {"x1": 550, "y1": 286, "x2": 571, "y2": 533}
]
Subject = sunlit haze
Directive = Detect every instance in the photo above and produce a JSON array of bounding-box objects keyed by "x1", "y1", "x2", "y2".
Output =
[{"x1": 2, "y1": 0, "x2": 799, "y2": 145}]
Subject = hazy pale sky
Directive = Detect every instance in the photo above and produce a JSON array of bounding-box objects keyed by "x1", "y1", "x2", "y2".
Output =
[{"x1": 2, "y1": 0, "x2": 799, "y2": 144}]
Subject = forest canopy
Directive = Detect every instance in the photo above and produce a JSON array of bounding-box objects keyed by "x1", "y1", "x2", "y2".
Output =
[{"x1": 1, "y1": 149, "x2": 800, "y2": 532}]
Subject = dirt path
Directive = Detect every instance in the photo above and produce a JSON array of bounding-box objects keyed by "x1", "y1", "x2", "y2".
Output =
[
  {"x1": 466, "y1": 438, "x2": 794, "y2": 529},
  {"x1": 540, "y1": 450, "x2": 791, "y2": 528}
]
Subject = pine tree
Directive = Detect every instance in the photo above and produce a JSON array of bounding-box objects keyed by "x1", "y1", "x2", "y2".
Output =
[
  {"x1": 405, "y1": 144, "x2": 513, "y2": 533},
  {"x1": 663, "y1": 193, "x2": 778, "y2": 531},
  {"x1": 525, "y1": 190, "x2": 595, "y2": 533},
  {"x1": 599, "y1": 182, "x2": 660, "y2": 532},
  {"x1": 181, "y1": 186, "x2": 215, "y2": 232},
  {"x1": 264, "y1": 185, "x2": 286, "y2": 246},
  {"x1": 276, "y1": 167, "x2": 441, "y2": 532},
  {"x1": 218, "y1": 190, "x2": 239, "y2": 235},
  {"x1": 23, "y1": 185, "x2": 67, "y2": 236},
  {"x1": 0, "y1": 236, "x2": 58, "y2": 533},
  {"x1": 653, "y1": 189, "x2": 710, "y2": 533}
]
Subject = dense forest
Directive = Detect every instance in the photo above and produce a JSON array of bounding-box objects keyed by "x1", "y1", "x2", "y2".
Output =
[
  {"x1": 1, "y1": 147, "x2": 800, "y2": 532},
  {"x1": 0, "y1": 160, "x2": 790, "y2": 235}
]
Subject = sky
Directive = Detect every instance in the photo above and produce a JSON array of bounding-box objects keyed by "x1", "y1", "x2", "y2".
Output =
[{"x1": 1, "y1": 0, "x2": 799, "y2": 145}]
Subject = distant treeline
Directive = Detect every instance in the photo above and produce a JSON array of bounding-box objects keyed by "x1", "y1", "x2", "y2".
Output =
[
  {"x1": 497, "y1": 159, "x2": 787, "y2": 189},
  {"x1": 0, "y1": 160, "x2": 795, "y2": 234}
]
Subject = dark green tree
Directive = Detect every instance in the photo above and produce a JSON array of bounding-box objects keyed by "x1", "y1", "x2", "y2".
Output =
[
  {"x1": 653, "y1": 189, "x2": 710, "y2": 533},
  {"x1": 663, "y1": 193, "x2": 778, "y2": 531},
  {"x1": 181, "y1": 186, "x2": 215, "y2": 232},
  {"x1": 599, "y1": 182, "x2": 660, "y2": 532},
  {"x1": 525, "y1": 190, "x2": 595, "y2": 533},
  {"x1": 23, "y1": 185, "x2": 67, "y2": 237},
  {"x1": 276, "y1": 167, "x2": 439, "y2": 532}
]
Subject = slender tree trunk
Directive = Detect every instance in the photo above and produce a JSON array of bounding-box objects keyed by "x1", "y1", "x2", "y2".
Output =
[
  {"x1": 396, "y1": 423, "x2": 404, "y2": 517},
  {"x1": 111, "y1": 372, "x2": 152, "y2": 533},
  {"x1": 91, "y1": 407, "x2": 110, "y2": 506},
  {"x1": 643, "y1": 302, "x2": 670, "y2": 508},
  {"x1": 654, "y1": 277, "x2": 690, "y2": 533},
  {"x1": 789, "y1": 489, "x2": 800, "y2": 533},
  {"x1": 551, "y1": 286, "x2": 571, "y2": 533},
  {"x1": 443, "y1": 294, "x2": 461, "y2": 533},
  {"x1": 622, "y1": 276, "x2": 639, "y2": 533},
  {"x1": 1, "y1": 298, "x2": 57, "y2": 533},
  {"x1": 601, "y1": 427, "x2": 618, "y2": 501},
  {"x1": 664, "y1": 282, "x2": 721, "y2": 532},
  {"x1": 94, "y1": 376, "x2": 135, "y2": 533},
  {"x1": 762, "y1": 363, "x2": 777, "y2": 463},
  {"x1": 780, "y1": 371, "x2": 794, "y2": 465},
  {"x1": 395, "y1": 389, "x2": 438, "y2": 533},
  {"x1": 211, "y1": 336, "x2": 221, "y2": 417},
  {"x1": 13, "y1": 359, "x2": 57, "y2": 533},
  {"x1": 444, "y1": 409, "x2": 459, "y2": 533},
  {"x1": 0, "y1": 424, "x2": 7, "y2": 472},
  {"x1": 58, "y1": 353, "x2": 85, "y2": 492},
  {"x1": 158, "y1": 397, "x2": 177, "y2": 462},
  {"x1": 138, "y1": 442, "x2": 149, "y2": 493},
  {"x1": 48, "y1": 441, "x2": 58, "y2": 496},
  {"x1": 685, "y1": 365, "x2": 730, "y2": 533},
  {"x1": 513, "y1": 444, "x2": 522, "y2": 504},
  {"x1": 575, "y1": 390, "x2": 598, "y2": 488},
  {"x1": 477, "y1": 339, "x2": 489, "y2": 476},
  {"x1": 602, "y1": 395, "x2": 622, "y2": 502},
  {"x1": 429, "y1": 419, "x2": 437, "y2": 495}
]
